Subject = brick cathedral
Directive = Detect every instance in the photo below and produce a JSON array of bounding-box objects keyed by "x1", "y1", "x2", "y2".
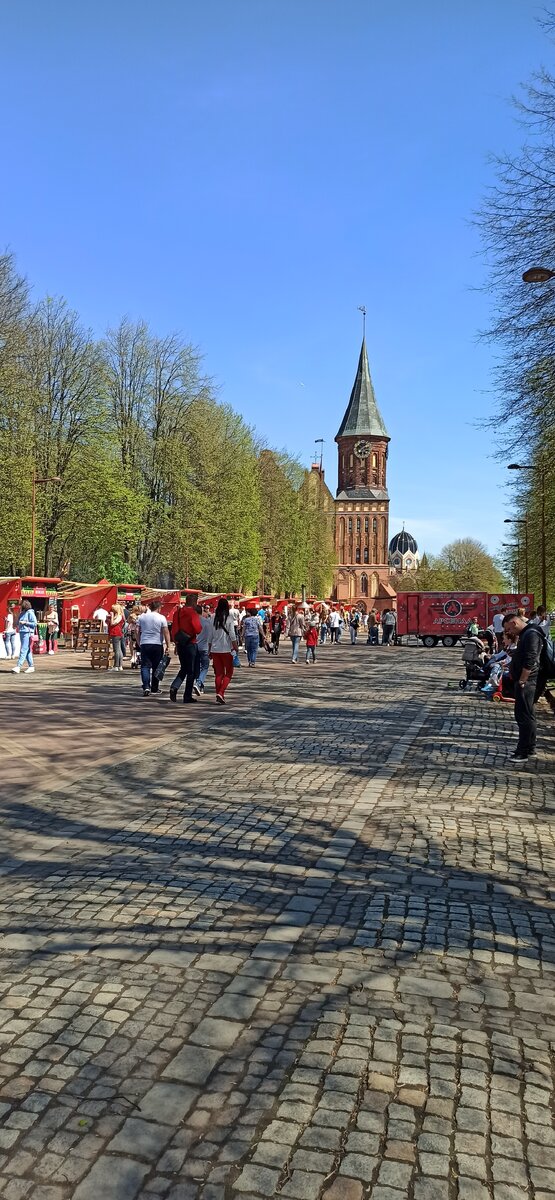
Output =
[{"x1": 332, "y1": 337, "x2": 397, "y2": 607}]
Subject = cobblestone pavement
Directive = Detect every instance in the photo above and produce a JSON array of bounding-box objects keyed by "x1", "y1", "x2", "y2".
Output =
[{"x1": 1, "y1": 644, "x2": 554, "y2": 1200}]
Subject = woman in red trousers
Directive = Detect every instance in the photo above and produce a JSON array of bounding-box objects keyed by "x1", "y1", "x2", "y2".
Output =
[{"x1": 208, "y1": 597, "x2": 239, "y2": 704}]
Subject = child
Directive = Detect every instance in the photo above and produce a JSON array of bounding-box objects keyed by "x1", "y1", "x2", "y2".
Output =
[{"x1": 305, "y1": 621, "x2": 319, "y2": 664}]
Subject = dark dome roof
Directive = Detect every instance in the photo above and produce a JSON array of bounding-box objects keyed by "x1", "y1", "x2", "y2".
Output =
[{"x1": 389, "y1": 530, "x2": 418, "y2": 556}]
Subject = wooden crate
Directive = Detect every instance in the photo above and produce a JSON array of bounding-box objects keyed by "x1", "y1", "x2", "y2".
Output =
[
  {"x1": 75, "y1": 618, "x2": 103, "y2": 651},
  {"x1": 89, "y1": 632, "x2": 111, "y2": 670}
]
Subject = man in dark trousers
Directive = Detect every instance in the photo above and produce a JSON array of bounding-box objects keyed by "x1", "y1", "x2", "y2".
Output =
[
  {"x1": 169, "y1": 598, "x2": 202, "y2": 704},
  {"x1": 503, "y1": 612, "x2": 546, "y2": 764}
]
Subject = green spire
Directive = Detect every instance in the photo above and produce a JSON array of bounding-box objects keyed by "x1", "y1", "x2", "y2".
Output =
[{"x1": 336, "y1": 338, "x2": 389, "y2": 440}]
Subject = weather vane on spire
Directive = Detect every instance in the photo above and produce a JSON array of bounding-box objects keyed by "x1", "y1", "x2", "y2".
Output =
[{"x1": 357, "y1": 305, "x2": 366, "y2": 338}]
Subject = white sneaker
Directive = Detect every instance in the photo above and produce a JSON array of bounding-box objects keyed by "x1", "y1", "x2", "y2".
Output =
[
  {"x1": 24, "y1": 666, "x2": 35, "y2": 673},
  {"x1": 48, "y1": 650, "x2": 54, "y2": 655},
  {"x1": 11, "y1": 666, "x2": 20, "y2": 673}
]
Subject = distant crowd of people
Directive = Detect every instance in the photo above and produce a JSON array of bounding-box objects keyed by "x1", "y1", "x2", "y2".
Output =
[
  {"x1": 71, "y1": 597, "x2": 399, "y2": 704},
  {"x1": 462, "y1": 604, "x2": 554, "y2": 764}
]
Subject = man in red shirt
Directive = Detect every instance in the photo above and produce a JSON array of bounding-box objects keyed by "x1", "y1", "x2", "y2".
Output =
[{"x1": 169, "y1": 599, "x2": 203, "y2": 704}]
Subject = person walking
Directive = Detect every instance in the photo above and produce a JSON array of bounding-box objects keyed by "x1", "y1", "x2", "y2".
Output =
[
  {"x1": 349, "y1": 608, "x2": 360, "y2": 644},
  {"x1": 242, "y1": 608, "x2": 263, "y2": 667},
  {"x1": 382, "y1": 608, "x2": 396, "y2": 646},
  {"x1": 286, "y1": 605, "x2": 305, "y2": 663},
  {"x1": 305, "y1": 619, "x2": 318, "y2": 664},
  {"x1": 3, "y1": 608, "x2": 17, "y2": 659},
  {"x1": 45, "y1": 603, "x2": 60, "y2": 655},
  {"x1": 208, "y1": 596, "x2": 238, "y2": 704},
  {"x1": 328, "y1": 609, "x2": 340, "y2": 644},
  {"x1": 502, "y1": 611, "x2": 546, "y2": 763},
  {"x1": 136, "y1": 599, "x2": 171, "y2": 696},
  {"x1": 169, "y1": 598, "x2": 203, "y2": 704},
  {"x1": 108, "y1": 603, "x2": 126, "y2": 671},
  {"x1": 12, "y1": 601, "x2": 38, "y2": 674},
  {"x1": 193, "y1": 604, "x2": 213, "y2": 695},
  {"x1": 270, "y1": 610, "x2": 283, "y2": 654}
]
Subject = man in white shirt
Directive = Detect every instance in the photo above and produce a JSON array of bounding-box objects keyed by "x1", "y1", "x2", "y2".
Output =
[
  {"x1": 93, "y1": 606, "x2": 109, "y2": 632},
  {"x1": 492, "y1": 611, "x2": 505, "y2": 650},
  {"x1": 136, "y1": 600, "x2": 171, "y2": 696},
  {"x1": 531, "y1": 606, "x2": 553, "y2": 638}
]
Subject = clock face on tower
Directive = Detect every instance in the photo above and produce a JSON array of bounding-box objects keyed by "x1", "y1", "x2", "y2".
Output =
[{"x1": 354, "y1": 439, "x2": 372, "y2": 459}]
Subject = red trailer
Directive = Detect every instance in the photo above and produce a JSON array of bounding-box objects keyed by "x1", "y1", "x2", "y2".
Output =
[
  {"x1": 397, "y1": 591, "x2": 535, "y2": 647},
  {"x1": 397, "y1": 592, "x2": 487, "y2": 647},
  {"x1": 487, "y1": 593, "x2": 534, "y2": 623}
]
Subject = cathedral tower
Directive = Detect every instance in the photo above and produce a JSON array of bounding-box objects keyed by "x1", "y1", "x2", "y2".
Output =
[{"x1": 333, "y1": 337, "x2": 394, "y2": 605}]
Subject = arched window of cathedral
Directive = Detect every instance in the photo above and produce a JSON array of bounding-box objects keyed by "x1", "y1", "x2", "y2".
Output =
[
  {"x1": 349, "y1": 454, "x2": 353, "y2": 468},
  {"x1": 348, "y1": 517, "x2": 352, "y2": 533},
  {"x1": 361, "y1": 573, "x2": 368, "y2": 595},
  {"x1": 364, "y1": 546, "x2": 369, "y2": 564},
  {"x1": 355, "y1": 547, "x2": 361, "y2": 563},
  {"x1": 372, "y1": 517, "x2": 377, "y2": 533},
  {"x1": 365, "y1": 517, "x2": 369, "y2": 532},
  {"x1": 339, "y1": 517, "x2": 345, "y2": 544},
  {"x1": 356, "y1": 517, "x2": 361, "y2": 533}
]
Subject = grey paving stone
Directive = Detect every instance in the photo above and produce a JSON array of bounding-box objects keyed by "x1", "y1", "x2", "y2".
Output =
[
  {"x1": 162, "y1": 1046, "x2": 224, "y2": 1085},
  {"x1": 73, "y1": 1156, "x2": 148, "y2": 1199},
  {"x1": 189, "y1": 1018, "x2": 243, "y2": 1050},
  {"x1": 107, "y1": 1117, "x2": 173, "y2": 1158},
  {"x1": 233, "y1": 1164, "x2": 281, "y2": 1194},
  {"x1": 138, "y1": 1083, "x2": 197, "y2": 1124}
]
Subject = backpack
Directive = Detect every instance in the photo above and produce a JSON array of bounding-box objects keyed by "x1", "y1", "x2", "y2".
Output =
[{"x1": 538, "y1": 628, "x2": 555, "y2": 676}]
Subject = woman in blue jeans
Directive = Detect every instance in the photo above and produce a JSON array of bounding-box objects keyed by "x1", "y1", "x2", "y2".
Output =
[
  {"x1": 242, "y1": 610, "x2": 262, "y2": 666},
  {"x1": 12, "y1": 601, "x2": 38, "y2": 674}
]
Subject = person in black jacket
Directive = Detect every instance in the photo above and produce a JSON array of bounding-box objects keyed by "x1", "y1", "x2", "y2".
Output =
[{"x1": 503, "y1": 613, "x2": 546, "y2": 763}]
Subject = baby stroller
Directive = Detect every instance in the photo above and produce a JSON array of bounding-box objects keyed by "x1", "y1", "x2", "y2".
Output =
[{"x1": 459, "y1": 637, "x2": 487, "y2": 691}]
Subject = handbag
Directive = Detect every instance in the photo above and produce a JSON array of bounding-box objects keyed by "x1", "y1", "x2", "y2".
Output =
[
  {"x1": 154, "y1": 653, "x2": 172, "y2": 681},
  {"x1": 233, "y1": 650, "x2": 241, "y2": 668}
]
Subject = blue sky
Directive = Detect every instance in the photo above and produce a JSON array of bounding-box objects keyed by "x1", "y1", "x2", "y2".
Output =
[{"x1": 0, "y1": 1, "x2": 547, "y2": 555}]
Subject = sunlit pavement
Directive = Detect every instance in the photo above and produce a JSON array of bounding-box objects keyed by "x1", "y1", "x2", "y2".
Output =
[{"x1": 0, "y1": 643, "x2": 554, "y2": 1200}]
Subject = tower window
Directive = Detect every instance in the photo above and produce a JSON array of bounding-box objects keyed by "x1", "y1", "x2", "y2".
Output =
[
  {"x1": 355, "y1": 547, "x2": 361, "y2": 563},
  {"x1": 348, "y1": 518, "x2": 352, "y2": 533},
  {"x1": 364, "y1": 517, "x2": 369, "y2": 533},
  {"x1": 361, "y1": 573, "x2": 368, "y2": 596},
  {"x1": 356, "y1": 517, "x2": 361, "y2": 533},
  {"x1": 363, "y1": 546, "x2": 369, "y2": 563}
]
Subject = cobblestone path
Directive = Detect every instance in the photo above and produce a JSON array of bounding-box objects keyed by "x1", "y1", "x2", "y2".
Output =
[{"x1": 1, "y1": 645, "x2": 554, "y2": 1200}]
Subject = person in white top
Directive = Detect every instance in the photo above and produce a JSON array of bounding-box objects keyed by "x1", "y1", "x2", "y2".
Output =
[
  {"x1": 208, "y1": 597, "x2": 238, "y2": 704},
  {"x1": 3, "y1": 610, "x2": 17, "y2": 659},
  {"x1": 93, "y1": 606, "x2": 109, "y2": 632},
  {"x1": 492, "y1": 611, "x2": 505, "y2": 650},
  {"x1": 531, "y1": 606, "x2": 553, "y2": 638},
  {"x1": 136, "y1": 600, "x2": 171, "y2": 696}
]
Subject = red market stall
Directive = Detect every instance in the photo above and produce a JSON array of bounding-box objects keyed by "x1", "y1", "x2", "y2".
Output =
[
  {"x1": 0, "y1": 577, "x2": 20, "y2": 626},
  {"x1": 116, "y1": 584, "x2": 145, "y2": 609},
  {"x1": 58, "y1": 579, "x2": 118, "y2": 637},
  {"x1": 141, "y1": 588, "x2": 182, "y2": 621}
]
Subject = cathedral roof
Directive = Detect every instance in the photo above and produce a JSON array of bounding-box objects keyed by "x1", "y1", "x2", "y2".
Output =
[
  {"x1": 389, "y1": 529, "x2": 418, "y2": 556},
  {"x1": 335, "y1": 338, "x2": 389, "y2": 441},
  {"x1": 336, "y1": 487, "x2": 389, "y2": 502}
]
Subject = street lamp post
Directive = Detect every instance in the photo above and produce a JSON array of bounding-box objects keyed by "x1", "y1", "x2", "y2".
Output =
[
  {"x1": 502, "y1": 541, "x2": 520, "y2": 592},
  {"x1": 507, "y1": 463, "x2": 546, "y2": 607},
  {"x1": 504, "y1": 518, "x2": 529, "y2": 592},
  {"x1": 31, "y1": 473, "x2": 62, "y2": 577}
]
